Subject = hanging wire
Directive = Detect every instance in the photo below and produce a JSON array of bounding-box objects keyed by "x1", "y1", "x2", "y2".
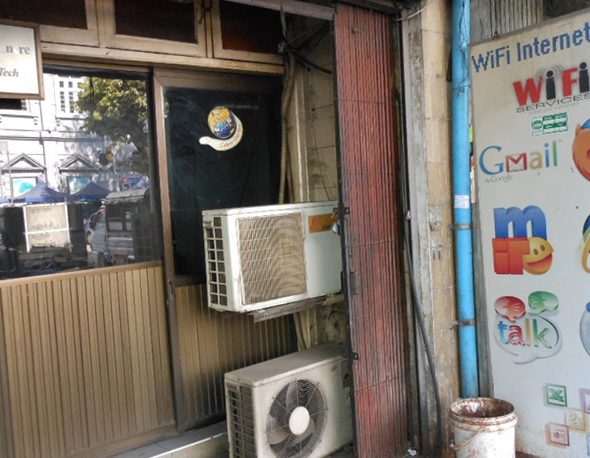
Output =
[{"x1": 394, "y1": 0, "x2": 431, "y2": 22}]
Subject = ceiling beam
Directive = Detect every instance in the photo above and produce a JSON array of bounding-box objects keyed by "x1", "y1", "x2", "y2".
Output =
[{"x1": 222, "y1": 0, "x2": 335, "y2": 21}]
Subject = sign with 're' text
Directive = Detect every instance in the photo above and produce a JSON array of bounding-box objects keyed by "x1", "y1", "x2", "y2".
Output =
[{"x1": 0, "y1": 21, "x2": 43, "y2": 99}]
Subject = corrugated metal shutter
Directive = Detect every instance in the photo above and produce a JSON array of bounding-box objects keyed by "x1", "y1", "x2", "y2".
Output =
[
  {"x1": 334, "y1": 4, "x2": 409, "y2": 456},
  {"x1": 472, "y1": 0, "x2": 544, "y2": 41}
]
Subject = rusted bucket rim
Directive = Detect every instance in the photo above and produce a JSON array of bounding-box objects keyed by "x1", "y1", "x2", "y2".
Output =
[{"x1": 449, "y1": 397, "x2": 517, "y2": 427}]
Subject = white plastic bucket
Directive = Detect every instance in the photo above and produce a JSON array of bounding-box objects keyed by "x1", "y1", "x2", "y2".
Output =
[{"x1": 449, "y1": 397, "x2": 517, "y2": 457}]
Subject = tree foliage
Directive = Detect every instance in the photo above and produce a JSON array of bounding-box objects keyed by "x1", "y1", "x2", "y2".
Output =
[{"x1": 76, "y1": 77, "x2": 150, "y2": 174}]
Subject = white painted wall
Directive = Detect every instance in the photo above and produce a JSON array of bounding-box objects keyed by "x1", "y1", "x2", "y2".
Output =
[{"x1": 0, "y1": 73, "x2": 102, "y2": 198}]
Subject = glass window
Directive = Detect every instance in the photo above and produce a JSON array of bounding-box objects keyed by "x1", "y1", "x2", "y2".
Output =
[
  {"x1": 12, "y1": 177, "x2": 37, "y2": 197},
  {"x1": 57, "y1": 76, "x2": 82, "y2": 115},
  {"x1": 164, "y1": 82, "x2": 282, "y2": 281},
  {"x1": 114, "y1": 0, "x2": 196, "y2": 43},
  {"x1": 545, "y1": 1, "x2": 590, "y2": 18},
  {"x1": 0, "y1": 69, "x2": 162, "y2": 280},
  {"x1": 0, "y1": 0, "x2": 87, "y2": 29},
  {"x1": 219, "y1": 2, "x2": 282, "y2": 54},
  {"x1": 0, "y1": 99, "x2": 26, "y2": 110}
]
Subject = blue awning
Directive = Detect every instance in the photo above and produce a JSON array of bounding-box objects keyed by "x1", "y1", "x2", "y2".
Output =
[
  {"x1": 70, "y1": 181, "x2": 109, "y2": 201},
  {"x1": 13, "y1": 181, "x2": 68, "y2": 203}
]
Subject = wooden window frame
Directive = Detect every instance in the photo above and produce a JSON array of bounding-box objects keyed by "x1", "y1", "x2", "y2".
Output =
[
  {"x1": 98, "y1": 0, "x2": 207, "y2": 57},
  {"x1": 210, "y1": 0, "x2": 282, "y2": 64},
  {"x1": 38, "y1": 0, "x2": 99, "y2": 47}
]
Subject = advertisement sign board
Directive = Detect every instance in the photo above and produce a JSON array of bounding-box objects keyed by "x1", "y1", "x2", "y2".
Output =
[
  {"x1": 0, "y1": 21, "x2": 43, "y2": 99},
  {"x1": 472, "y1": 10, "x2": 590, "y2": 456}
]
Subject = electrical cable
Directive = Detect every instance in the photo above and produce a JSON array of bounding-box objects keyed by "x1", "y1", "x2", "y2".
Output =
[
  {"x1": 396, "y1": 83, "x2": 443, "y2": 455},
  {"x1": 291, "y1": 51, "x2": 332, "y2": 74},
  {"x1": 394, "y1": 0, "x2": 430, "y2": 22},
  {"x1": 403, "y1": 231, "x2": 443, "y2": 457}
]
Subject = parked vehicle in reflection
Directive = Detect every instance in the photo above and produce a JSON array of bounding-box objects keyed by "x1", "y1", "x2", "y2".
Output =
[
  {"x1": 87, "y1": 187, "x2": 160, "y2": 267},
  {"x1": 0, "y1": 203, "x2": 87, "y2": 278}
]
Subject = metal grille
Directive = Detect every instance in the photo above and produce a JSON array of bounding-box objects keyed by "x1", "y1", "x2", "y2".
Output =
[
  {"x1": 238, "y1": 213, "x2": 307, "y2": 305},
  {"x1": 204, "y1": 217, "x2": 228, "y2": 306},
  {"x1": 266, "y1": 379, "x2": 327, "y2": 458},
  {"x1": 227, "y1": 382, "x2": 257, "y2": 458}
]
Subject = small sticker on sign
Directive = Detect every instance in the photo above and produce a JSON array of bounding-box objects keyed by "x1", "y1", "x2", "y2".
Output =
[
  {"x1": 532, "y1": 112, "x2": 568, "y2": 136},
  {"x1": 308, "y1": 214, "x2": 337, "y2": 233},
  {"x1": 454, "y1": 195, "x2": 470, "y2": 209}
]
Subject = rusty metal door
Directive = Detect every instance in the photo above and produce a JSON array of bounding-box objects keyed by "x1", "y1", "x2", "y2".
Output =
[{"x1": 334, "y1": 5, "x2": 409, "y2": 457}]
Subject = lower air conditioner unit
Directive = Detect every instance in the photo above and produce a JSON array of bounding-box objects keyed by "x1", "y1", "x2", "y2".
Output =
[
  {"x1": 202, "y1": 201, "x2": 341, "y2": 312},
  {"x1": 225, "y1": 344, "x2": 353, "y2": 458}
]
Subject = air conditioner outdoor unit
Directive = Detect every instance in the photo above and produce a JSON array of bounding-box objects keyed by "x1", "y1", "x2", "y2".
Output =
[
  {"x1": 202, "y1": 201, "x2": 341, "y2": 312},
  {"x1": 225, "y1": 344, "x2": 353, "y2": 458}
]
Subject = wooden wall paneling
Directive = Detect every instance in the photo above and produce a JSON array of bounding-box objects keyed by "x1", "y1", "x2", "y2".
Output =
[
  {"x1": 0, "y1": 287, "x2": 14, "y2": 458},
  {"x1": 2, "y1": 288, "x2": 18, "y2": 456},
  {"x1": 175, "y1": 283, "x2": 297, "y2": 428},
  {"x1": 0, "y1": 263, "x2": 174, "y2": 458},
  {"x1": 101, "y1": 272, "x2": 120, "y2": 440},
  {"x1": 115, "y1": 269, "x2": 137, "y2": 437},
  {"x1": 53, "y1": 279, "x2": 76, "y2": 456},
  {"x1": 43, "y1": 281, "x2": 63, "y2": 456},
  {"x1": 147, "y1": 266, "x2": 171, "y2": 424},
  {"x1": 19, "y1": 283, "x2": 40, "y2": 458},
  {"x1": 28, "y1": 282, "x2": 50, "y2": 456},
  {"x1": 79, "y1": 274, "x2": 102, "y2": 447}
]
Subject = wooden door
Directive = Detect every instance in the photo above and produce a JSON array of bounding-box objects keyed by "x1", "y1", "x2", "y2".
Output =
[{"x1": 152, "y1": 70, "x2": 297, "y2": 429}]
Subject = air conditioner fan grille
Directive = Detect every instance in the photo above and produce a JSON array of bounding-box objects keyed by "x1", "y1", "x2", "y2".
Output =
[
  {"x1": 238, "y1": 213, "x2": 307, "y2": 305},
  {"x1": 266, "y1": 379, "x2": 327, "y2": 458}
]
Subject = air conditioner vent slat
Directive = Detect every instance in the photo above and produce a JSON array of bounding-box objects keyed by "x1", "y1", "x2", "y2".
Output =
[
  {"x1": 205, "y1": 216, "x2": 228, "y2": 307},
  {"x1": 238, "y1": 213, "x2": 307, "y2": 305},
  {"x1": 227, "y1": 383, "x2": 257, "y2": 458}
]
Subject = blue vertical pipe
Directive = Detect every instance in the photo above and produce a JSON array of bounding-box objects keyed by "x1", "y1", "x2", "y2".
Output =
[{"x1": 452, "y1": 0, "x2": 479, "y2": 397}]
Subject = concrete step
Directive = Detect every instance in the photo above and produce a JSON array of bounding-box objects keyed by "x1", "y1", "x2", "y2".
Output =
[
  {"x1": 111, "y1": 422, "x2": 228, "y2": 458},
  {"x1": 111, "y1": 421, "x2": 356, "y2": 458}
]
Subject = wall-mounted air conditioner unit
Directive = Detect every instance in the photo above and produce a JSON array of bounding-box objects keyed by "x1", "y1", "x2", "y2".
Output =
[
  {"x1": 225, "y1": 344, "x2": 353, "y2": 458},
  {"x1": 202, "y1": 201, "x2": 341, "y2": 312}
]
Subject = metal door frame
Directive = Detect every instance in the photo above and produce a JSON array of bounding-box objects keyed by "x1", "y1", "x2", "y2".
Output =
[{"x1": 152, "y1": 68, "x2": 282, "y2": 429}]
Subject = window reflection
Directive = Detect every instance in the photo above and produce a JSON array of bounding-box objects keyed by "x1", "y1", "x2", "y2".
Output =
[{"x1": 0, "y1": 70, "x2": 161, "y2": 279}]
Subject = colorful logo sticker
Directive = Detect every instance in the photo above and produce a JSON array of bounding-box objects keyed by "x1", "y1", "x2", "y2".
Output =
[
  {"x1": 492, "y1": 206, "x2": 553, "y2": 275},
  {"x1": 582, "y1": 216, "x2": 590, "y2": 273},
  {"x1": 512, "y1": 62, "x2": 590, "y2": 112},
  {"x1": 573, "y1": 119, "x2": 590, "y2": 181},
  {"x1": 545, "y1": 384, "x2": 568, "y2": 407},
  {"x1": 479, "y1": 141, "x2": 560, "y2": 178},
  {"x1": 581, "y1": 302, "x2": 590, "y2": 357},
  {"x1": 495, "y1": 291, "x2": 560, "y2": 363},
  {"x1": 532, "y1": 113, "x2": 568, "y2": 136},
  {"x1": 546, "y1": 423, "x2": 570, "y2": 447},
  {"x1": 199, "y1": 106, "x2": 243, "y2": 151}
]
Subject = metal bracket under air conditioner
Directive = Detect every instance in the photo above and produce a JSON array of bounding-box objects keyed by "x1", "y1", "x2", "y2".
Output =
[
  {"x1": 249, "y1": 293, "x2": 345, "y2": 322},
  {"x1": 249, "y1": 296, "x2": 326, "y2": 322}
]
